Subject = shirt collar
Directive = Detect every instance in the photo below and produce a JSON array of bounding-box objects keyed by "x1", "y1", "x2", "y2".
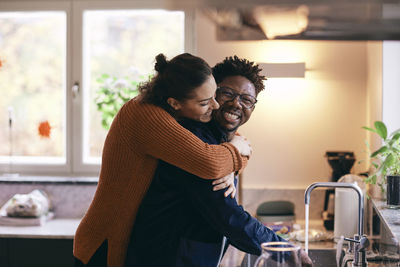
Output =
[{"x1": 208, "y1": 120, "x2": 229, "y2": 143}]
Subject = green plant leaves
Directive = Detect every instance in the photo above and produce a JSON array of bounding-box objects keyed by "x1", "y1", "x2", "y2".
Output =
[
  {"x1": 362, "y1": 126, "x2": 376, "y2": 133},
  {"x1": 384, "y1": 153, "x2": 395, "y2": 166},
  {"x1": 94, "y1": 72, "x2": 150, "y2": 130},
  {"x1": 370, "y1": 146, "x2": 388, "y2": 158},
  {"x1": 392, "y1": 133, "x2": 400, "y2": 142},
  {"x1": 362, "y1": 120, "x2": 400, "y2": 184},
  {"x1": 368, "y1": 174, "x2": 377, "y2": 184},
  {"x1": 374, "y1": 121, "x2": 387, "y2": 140},
  {"x1": 390, "y1": 128, "x2": 400, "y2": 137},
  {"x1": 372, "y1": 162, "x2": 378, "y2": 169}
]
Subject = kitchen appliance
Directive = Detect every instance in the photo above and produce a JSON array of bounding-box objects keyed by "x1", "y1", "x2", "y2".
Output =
[
  {"x1": 334, "y1": 174, "x2": 366, "y2": 241},
  {"x1": 323, "y1": 151, "x2": 356, "y2": 230}
]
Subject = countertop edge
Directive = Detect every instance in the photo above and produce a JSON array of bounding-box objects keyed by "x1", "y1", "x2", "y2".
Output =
[
  {"x1": 371, "y1": 199, "x2": 400, "y2": 245},
  {"x1": 0, "y1": 218, "x2": 80, "y2": 239}
]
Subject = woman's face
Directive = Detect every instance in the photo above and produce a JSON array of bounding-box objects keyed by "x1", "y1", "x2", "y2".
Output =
[{"x1": 170, "y1": 75, "x2": 219, "y2": 123}]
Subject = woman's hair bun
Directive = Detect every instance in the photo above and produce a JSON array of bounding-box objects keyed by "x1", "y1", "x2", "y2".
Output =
[{"x1": 154, "y1": 53, "x2": 168, "y2": 73}]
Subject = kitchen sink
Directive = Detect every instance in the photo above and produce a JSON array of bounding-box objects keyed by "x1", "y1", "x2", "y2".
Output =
[
  {"x1": 240, "y1": 248, "x2": 340, "y2": 267},
  {"x1": 240, "y1": 247, "x2": 400, "y2": 267},
  {"x1": 308, "y1": 248, "x2": 339, "y2": 267}
]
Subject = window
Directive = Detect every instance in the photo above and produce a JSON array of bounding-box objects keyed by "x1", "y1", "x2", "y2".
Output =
[
  {"x1": 83, "y1": 9, "x2": 184, "y2": 163},
  {"x1": 0, "y1": 11, "x2": 67, "y2": 166},
  {"x1": 0, "y1": 2, "x2": 191, "y2": 175}
]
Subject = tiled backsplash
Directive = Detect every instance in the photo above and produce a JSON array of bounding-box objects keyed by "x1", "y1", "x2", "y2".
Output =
[
  {"x1": 0, "y1": 177, "x2": 97, "y2": 218},
  {"x1": 0, "y1": 177, "x2": 325, "y2": 220}
]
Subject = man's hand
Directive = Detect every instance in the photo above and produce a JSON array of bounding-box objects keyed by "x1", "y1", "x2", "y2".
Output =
[
  {"x1": 300, "y1": 249, "x2": 314, "y2": 267},
  {"x1": 212, "y1": 173, "x2": 236, "y2": 198},
  {"x1": 229, "y1": 135, "x2": 252, "y2": 157}
]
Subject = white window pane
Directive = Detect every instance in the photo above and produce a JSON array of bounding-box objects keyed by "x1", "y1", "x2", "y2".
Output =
[
  {"x1": 0, "y1": 12, "x2": 66, "y2": 165},
  {"x1": 82, "y1": 9, "x2": 184, "y2": 163}
]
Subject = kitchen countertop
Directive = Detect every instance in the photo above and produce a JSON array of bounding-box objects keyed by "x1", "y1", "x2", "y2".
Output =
[
  {"x1": 0, "y1": 218, "x2": 80, "y2": 239},
  {"x1": 372, "y1": 199, "x2": 400, "y2": 245},
  {"x1": 0, "y1": 217, "x2": 338, "y2": 266},
  {"x1": 222, "y1": 200, "x2": 400, "y2": 267}
]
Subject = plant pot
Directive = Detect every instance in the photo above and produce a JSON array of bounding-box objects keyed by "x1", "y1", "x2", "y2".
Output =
[{"x1": 386, "y1": 175, "x2": 400, "y2": 208}]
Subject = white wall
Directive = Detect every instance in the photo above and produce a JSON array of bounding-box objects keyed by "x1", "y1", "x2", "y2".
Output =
[
  {"x1": 195, "y1": 10, "x2": 382, "y2": 189},
  {"x1": 382, "y1": 41, "x2": 400, "y2": 134},
  {"x1": 365, "y1": 42, "x2": 383, "y2": 198},
  {"x1": 366, "y1": 42, "x2": 383, "y2": 157}
]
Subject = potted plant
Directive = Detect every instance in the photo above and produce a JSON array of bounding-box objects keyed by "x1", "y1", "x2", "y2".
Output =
[{"x1": 362, "y1": 121, "x2": 400, "y2": 207}]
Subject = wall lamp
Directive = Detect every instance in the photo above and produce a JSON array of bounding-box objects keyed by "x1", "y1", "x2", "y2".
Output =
[{"x1": 258, "y1": 62, "x2": 306, "y2": 78}]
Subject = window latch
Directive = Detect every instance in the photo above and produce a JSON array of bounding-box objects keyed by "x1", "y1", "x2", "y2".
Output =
[{"x1": 72, "y1": 82, "x2": 80, "y2": 98}]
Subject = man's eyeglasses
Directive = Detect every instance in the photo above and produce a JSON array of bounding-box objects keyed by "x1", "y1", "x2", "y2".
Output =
[{"x1": 216, "y1": 87, "x2": 257, "y2": 109}]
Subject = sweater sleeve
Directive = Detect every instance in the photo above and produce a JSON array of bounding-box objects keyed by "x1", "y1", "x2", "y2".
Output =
[
  {"x1": 179, "y1": 171, "x2": 285, "y2": 256},
  {"x1": 116, "y1": 100, "x2": 247, "y2": 179}
]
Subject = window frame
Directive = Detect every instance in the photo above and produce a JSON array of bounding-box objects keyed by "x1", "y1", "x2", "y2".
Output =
[{"x1": 0, "y1": 0, "x2": 195, "y2": 176}]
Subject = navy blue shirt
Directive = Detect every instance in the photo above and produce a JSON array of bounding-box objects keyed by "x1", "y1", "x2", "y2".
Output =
[{"x1": 125, "y1": 120, "x2": 284, "y2": 267}]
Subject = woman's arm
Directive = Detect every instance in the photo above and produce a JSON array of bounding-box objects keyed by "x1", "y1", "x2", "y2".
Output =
[{"x1": 117, "y1": 100, "x2": 248, "y2": 179}]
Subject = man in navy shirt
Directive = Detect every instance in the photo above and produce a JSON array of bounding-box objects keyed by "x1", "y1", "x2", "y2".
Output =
[{"x1": 125, "y1": 56, "x2": 312, "y2": 267}]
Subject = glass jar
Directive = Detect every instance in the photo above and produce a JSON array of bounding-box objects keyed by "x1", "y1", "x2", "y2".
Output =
[{"x1": 254, "y1": 241, "x2": 301, "y2": 267}]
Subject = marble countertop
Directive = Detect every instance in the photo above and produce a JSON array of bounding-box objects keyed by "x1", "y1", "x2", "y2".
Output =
[
  {"x1": 0, "y1": 218, "x2": 80, "y2": 239},
  {"x1": 372, "y1": 199, "x2": 400, "y2": 245}
]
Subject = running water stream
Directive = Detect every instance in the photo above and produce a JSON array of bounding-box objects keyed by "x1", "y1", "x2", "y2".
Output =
[{"x1": 305, "y1": 203, "x2": 309, "y2": 254}]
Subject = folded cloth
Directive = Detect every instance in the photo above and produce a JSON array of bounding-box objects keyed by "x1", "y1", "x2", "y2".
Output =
[{"x1": 3, "y1": 189, "x2": 50, "y2": 218}]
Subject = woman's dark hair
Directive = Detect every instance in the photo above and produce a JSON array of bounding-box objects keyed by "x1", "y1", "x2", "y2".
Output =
[
  {"x1": 139, "y1": 53, "x2": 212, "y2": 113},
  {"x1": 212, "y1": 56, "x2": 266, "y2": 96}
]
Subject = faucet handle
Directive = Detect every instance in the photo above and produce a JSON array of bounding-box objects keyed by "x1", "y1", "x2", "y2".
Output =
[
  {"x1": 344, "y1": 237, "x2": 358, "y2": 243},
  {"x1": 344, "y1": 236, "x2": 370, "y2": 251}
]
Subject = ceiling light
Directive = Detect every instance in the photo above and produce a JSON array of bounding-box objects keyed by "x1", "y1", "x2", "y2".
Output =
[{"x1": 253, "y1": 5, "x2": 309, "y2": 39}]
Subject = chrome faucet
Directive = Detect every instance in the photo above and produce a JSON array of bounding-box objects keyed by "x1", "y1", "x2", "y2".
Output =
[{"x1": 305, "y1": 182, "x2": 369, "y2": 267}]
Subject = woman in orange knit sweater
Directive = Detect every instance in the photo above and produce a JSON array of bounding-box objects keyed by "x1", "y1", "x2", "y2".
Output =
[{"x1": 74, "y1": 53, "x2": 251, "y2": 267}]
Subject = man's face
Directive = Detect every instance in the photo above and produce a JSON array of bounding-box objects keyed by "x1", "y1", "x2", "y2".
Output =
[{"x1": 213, "y1": 75, "x2": 257, "y2": 133}]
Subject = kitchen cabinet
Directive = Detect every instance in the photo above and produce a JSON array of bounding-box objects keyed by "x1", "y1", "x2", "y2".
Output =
[
  {"x1": 0, "y1": 238, "x2": 74, "y2": 267},
  {"x1": 0, "y1": 218, "x2": 80, "y2": 267},
  {"x1": 0, "y1": 238, "x2": 8, "y2": 266}
]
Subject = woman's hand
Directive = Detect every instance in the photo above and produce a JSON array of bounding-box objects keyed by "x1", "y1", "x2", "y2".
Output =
[
  {"x1": 212, "y1": 173, "x2": 236, "y2": 198},
  {"x1": 229, "y1": 135, "x2": 252, "y2": 157}
]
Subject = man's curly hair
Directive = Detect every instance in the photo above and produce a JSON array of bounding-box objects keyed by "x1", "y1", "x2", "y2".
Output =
[{"x1": 212, "y1": 56, "x2": 266, "y2": 96}]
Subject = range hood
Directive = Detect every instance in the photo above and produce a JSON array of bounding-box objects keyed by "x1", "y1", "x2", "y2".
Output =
[{"x1": 196, "y1": 0, "x2": 400, "y2": 40}]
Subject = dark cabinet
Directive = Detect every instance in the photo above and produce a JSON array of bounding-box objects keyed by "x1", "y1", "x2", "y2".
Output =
[
  {"x1": 0, "y1": 238, "x2": 8, "y2": 266},
  {"x1": 0, "y1": 238, "x2": 74, "y2": 267}
]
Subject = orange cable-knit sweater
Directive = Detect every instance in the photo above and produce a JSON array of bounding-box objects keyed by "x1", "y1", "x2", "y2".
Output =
[{"x1": 73, "y1": 98, "x2": 247, "y2": 267}]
